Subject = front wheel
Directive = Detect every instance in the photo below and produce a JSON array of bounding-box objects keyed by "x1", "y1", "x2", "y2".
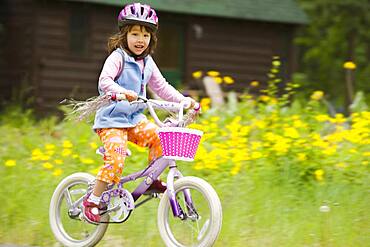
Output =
[
  {"x1": 49, "y1": 172, "x2": 109, "y2": 247},
  {"x1": 157, "y1": 176, "x2": 222, "y2": 247}
]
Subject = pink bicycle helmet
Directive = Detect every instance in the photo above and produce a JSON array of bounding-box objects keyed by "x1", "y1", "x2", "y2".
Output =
[{"x1": 118, "y1": 3, "x2": 158, "y2": 30}]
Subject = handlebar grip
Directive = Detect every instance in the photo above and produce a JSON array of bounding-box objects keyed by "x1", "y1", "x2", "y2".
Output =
[
  {"x1": 193, "y1": 102, "x2": 201, "y2": 111},
  {"x1": 109, "y1": 93, "x2": 126, "y2": 101}
]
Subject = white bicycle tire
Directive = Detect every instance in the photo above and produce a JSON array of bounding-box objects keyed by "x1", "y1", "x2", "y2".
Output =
[
  {"x1": 157, "y1": 176, "x2": 222, "y2": 247},
  {"x1": 49, "y1": 172, "x2": 108, "y2": 247}
]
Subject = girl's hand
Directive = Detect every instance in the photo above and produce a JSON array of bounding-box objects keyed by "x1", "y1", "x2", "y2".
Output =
[
  {"x1": 181, "y1": 97, "x2": 197, "y2": 109},
  {"x1": 124, "y1": 90, "x2": 138, "y2": 102}
]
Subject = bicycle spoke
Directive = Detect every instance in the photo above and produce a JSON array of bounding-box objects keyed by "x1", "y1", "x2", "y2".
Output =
[
  {"x1": 70, "y1": 188, "x2": 87, "y2": 195},
  {"x1": 63, "y1": 188, "x2": 73, "y2": 207},
  {"x1": 57, "y1": 181, "x2": 104, "y2": 241},
  {"x1": 50, "y1": 173, "x2": 108, "y2": 246},
  {"x1": 197, "y1": 219, "x2": 209, "y2": 241},
  {"x1": 82, "y1": 230, "x2": 90, "y2": 238},
  {"x1": 165, "y1": 186, "x2": 212, "y2": 245}
]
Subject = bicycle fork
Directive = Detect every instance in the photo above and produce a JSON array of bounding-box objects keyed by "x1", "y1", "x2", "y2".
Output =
[{"x1": 167, "y1": 162, "x2": 197, "y2": 220}]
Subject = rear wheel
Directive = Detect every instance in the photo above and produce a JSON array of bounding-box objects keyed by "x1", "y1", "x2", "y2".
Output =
[
  {"x1": 49, "y1": 172, "x2": 109, "y2": 247},
  {"x1": 157, "y1": 176, "x2": 222, "y2": 247}
]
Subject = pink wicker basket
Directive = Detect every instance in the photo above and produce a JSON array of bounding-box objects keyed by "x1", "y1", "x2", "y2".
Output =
[{"x1": 157, "y1": 127, "x2": 203, "y2": 161}]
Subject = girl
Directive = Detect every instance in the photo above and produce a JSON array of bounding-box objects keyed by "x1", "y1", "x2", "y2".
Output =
[{"x1": 83, "y1": 3, "x2": 195, "y2": 224}]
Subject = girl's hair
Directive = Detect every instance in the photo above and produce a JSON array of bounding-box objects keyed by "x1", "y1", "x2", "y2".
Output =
[{"x1": 107, "y1": 24, "x2": 157, "y2": 59}]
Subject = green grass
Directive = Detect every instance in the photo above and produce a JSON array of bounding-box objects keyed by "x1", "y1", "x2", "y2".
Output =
[{"x1": 1, "y1": 158, "x2": 368, "y2": 246}]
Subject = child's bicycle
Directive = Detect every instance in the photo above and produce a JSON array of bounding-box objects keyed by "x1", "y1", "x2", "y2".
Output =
[{"x1": 49, "y1": 95, "x2": 222, "y2": 247}]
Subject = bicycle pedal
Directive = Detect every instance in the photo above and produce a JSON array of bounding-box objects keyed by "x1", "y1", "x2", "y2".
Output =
[
  {"x1": 102, "y1": 205, "x2": 120, "y2": 215},
  {"x1": 79, "y1": 213, "x2": 99, "y2": 225},
  {"x1": 154, "y1": 193, "x2": 163, "y2": 199}
]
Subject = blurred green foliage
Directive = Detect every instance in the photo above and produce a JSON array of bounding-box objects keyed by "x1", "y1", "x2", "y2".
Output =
[{"x1": 296, "y1": 0, "x2": 370, "y2": 106}]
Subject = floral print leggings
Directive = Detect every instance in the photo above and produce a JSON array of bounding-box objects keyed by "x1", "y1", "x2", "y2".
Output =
[{"x1": 95, "y1": 120, "x2": 162, "y2": 184}]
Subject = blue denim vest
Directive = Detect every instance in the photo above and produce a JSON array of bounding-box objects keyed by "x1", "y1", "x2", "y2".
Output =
[{"x1": 93, "y1": 48, "x2": 155, "y2": 129}]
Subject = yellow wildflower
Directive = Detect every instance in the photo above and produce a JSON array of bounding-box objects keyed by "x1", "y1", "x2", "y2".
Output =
[
  {"x1": 5, "y1": 159, "x2": 16, "y2": 167},
  {"x1": 272, "y1": 142, "x2": 289, "y2": 154},
  {"x1": 63, "y1": 140, "x2": 73, "y2": 148},
  {"x1": 259, "y1": 95, "x2": 270, "y2": 102},
  {"x1": 223, "y1": 76, "x2": 234, "y2": 84},
  {"x1": 270, "y1": 98, "x2": 278, "y2": 105},
  {"x1": 31, "y1": 148, "x2": 43, "y2": 160},
  {"x1": 293, "y1": 119, "x2": 307, "y2": 128},
  {"x1": 250, "y1": 81, "x2": 259, "y2": 87},
  {"x1": 80, "y1": 158, "x2": 94, "y2": 164},
  {"x1": 297, "y1": 153, "x2": 307, "y2": 161},
  {"x1": 310, "y1": 91, "x2": 324, "y2": 101},
  {"x1": 89, "y1": 142, "x2": 98, "y2": 149},
  {"x1": 40, "y1": 155, "x2": 50, "y2": 161},
  {"x1": 253, "y1": 120, "x2": 266, "y2": 129},
  {"x1": 344, "y1": 130, "x2": 363, "y2": 144},
  {"x1": 251, "y1": 151, "x2": 263, "y2": 160},
  {"x1": 363, "y1": 152, "x2": 370, "y2": 157},
  {"x1": 230, "y1": 163, "x2": 242, "y2": 175},
  {"x1": 204, "y1": 159, "x2": 218, "y2": 169},
  {"x1": 52, "y1": 168, "x2": 63, "y2": 177},
  {"x1": 210, "y1": 116, "x2": 220, "y2": 122},
  {"x1": 32, "y1": 148, "x2": 43, "y2": 156},
  {"x1": 312, "y1": 137, "x2": 329, "y2": 149},
  {"x1": 251, "y1": 141, "x2": 262, "y2": 150},
  {"x1": 322, "y1": 146, "x2": 336, "y2": 156},
  {"x1": 314, "y1": 169, "x2": 324, "y2": 181},
  {"x1": 62, "y1": 149, "x2": 72, "y2": 157},
  {"x1": 272, "y1": 60, "x2": 281, "y2": 67},
  {"x1": 43, "y1": 162, "x2": 53, "y2": 169},
  {"x1": 207, "y1": 71, "x2": 220, "y2": 77},
  {"x1": 343, "y1": 61, "x2": 356, "y2": 70},
  {"x1": 335, "y1": 162, "x2": 346, "y2": 169},
  {"x1": 204, "y1": 132, "x2": 217, "y2": 139},
  {"x1": 128, "y1": 142, "x2": 146, "y2": 153},
  {"x1": 284, "y1": 127, "x2": 300, "y2": 139},
  {"x1": 315, "y1": 114, "x2": 330, "y2": 122},
  {"x1": 192, "y1": 70, "x2": 203, "y2": 79},
  {"x1": 45, "y1": 144, "x2": 56, "y2": 150},
  {"x1": 213, "y1": 76, "x2": 223, "y2": 84},
  {"x1": 200, "y1": 97, "x2": 211, "y2": 111},
  {"x1": 54, "y1": 159, "x2": 63, "y2": 165},
  {"x1": 90, "y1": 167, "x2": 101, "y2": 174},
  {"x1": 326, "y1": 131, "x2": 345, "y2": 143},
  {"x1": 240, "y1": 126, "x2": 251, "y2": 136},
  {"x1": 188, "y1": 123, "x2": 203, "y2": 131},
  {"x1": 331, "y1": 113, "x2": 346, "y2": 124}
]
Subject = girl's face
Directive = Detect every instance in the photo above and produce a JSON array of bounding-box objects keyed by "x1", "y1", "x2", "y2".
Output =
[{"x1": 127, "y1": 25, "x2": 151, "y2": 56}]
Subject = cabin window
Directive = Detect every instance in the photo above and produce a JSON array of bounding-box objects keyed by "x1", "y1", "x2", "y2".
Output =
[
  {"x1": 69, "y1": 7, "x2": 89, "y2": 56},
  {"x1": 154, "y1": 22, "x2": 184, "y2": 87}
]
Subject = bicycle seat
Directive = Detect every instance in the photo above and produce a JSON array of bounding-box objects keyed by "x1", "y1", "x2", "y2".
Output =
[{"x1": 96, "y1": 147, "x2": 131, "y2": 157}]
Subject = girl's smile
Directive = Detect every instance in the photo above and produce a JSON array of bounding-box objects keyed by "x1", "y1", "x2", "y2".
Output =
[{"x1": 127, "y1": 25, "x2": 151, "y2": 56}]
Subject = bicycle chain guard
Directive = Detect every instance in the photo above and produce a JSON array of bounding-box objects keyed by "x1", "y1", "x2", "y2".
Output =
[{"x1": 101, "y1": 188, "x2": 135, "y2": 223}]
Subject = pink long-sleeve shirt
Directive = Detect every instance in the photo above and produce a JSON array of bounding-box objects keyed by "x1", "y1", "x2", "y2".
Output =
[{"x1": 98, "y1": 51, "x2": 185, "y2": 103}]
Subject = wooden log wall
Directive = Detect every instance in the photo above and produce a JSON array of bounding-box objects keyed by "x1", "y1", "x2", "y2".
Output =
[
  {"x1": 0, "y1": 0, "x2": 296, "y2": 113},
  {"x1": 33, "y1": 1, "x2": 119, "y2": 111},
  {"x1": 185, "y1": 15, "x2": 294, "y2": 93},
  {"x1": 0, "y1": 1, "x2": 6, "y2": 99},
  {"x1": 0, "y1": 0, "x2": 35, "y2": 104}
]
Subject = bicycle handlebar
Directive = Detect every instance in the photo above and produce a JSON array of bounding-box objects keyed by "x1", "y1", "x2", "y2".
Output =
[{"x1": 108, "y1": 93, "x2": 201, "y2": 127}]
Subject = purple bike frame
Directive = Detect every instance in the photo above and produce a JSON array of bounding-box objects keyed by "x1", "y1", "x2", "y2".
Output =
[{"x1": 117, "y1": 156, "x2": 193, "y2": 218}]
